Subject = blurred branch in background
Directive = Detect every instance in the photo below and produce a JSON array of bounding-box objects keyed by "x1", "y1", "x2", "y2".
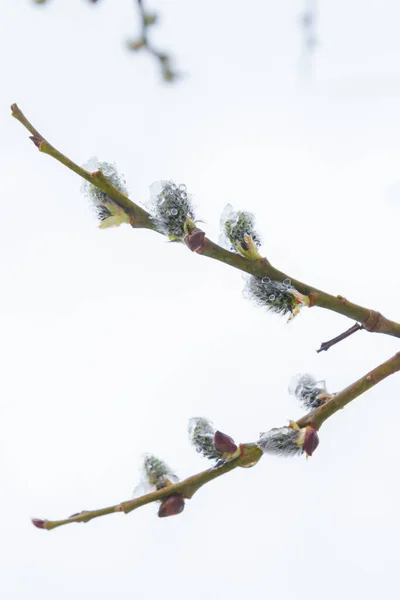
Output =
[
  {"x1": 298, "y1": 0, "x2": 318, "y2": 76},
  {"x1": 127, "y1": 0, "x2": 178, "y2": 82},
  {"x1": 33, "y1": 0, "x2": 322, "y2": 83},
  {"x1": 33, "y1": 0, "x2": 179, "y2": 82},
  {"x1": 299, "y1": 0, "x2": 318, "y2": 52}
]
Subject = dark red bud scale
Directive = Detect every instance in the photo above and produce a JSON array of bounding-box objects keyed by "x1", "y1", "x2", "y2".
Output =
[
  {"x1": 184, "y1": 228, "x2": 206, "y2": 253},
  {"x1": 303, "y1": 426, "x2": 319, "y2": 457},
  {"x1": 158, "y1": 495, "x2": 185, "y2": 518},
  {"x1": 31, "y1": 518, "x2": 46, "y2": 529},
  {"x1": 214, "y1": 430, "x2": 238, "y2": 455}
]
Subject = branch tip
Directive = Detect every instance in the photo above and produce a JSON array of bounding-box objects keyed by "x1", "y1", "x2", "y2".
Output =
[{"x1": 31, "y1": 518, "x2": 46, "y2": 530}]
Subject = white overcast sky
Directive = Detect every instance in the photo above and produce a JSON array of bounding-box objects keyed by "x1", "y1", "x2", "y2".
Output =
[{"x1": 1, "y1": 1, "x2": 400, "y2": 598}]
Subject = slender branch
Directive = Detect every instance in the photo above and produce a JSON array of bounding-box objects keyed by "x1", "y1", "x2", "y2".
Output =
[
  {"x1": 33, "y1": 443, "x2": 262, "y2": 531},
  {"x1": 32, "y1": 352, "x2": 400, "y2": 531},
  {"x1": 317, "y1": 323, "x2": 363, "y2": 353},
  {"x1": 11, "y1": 104, "x2": 153, "y2": 228},
  {"x1": 11, "y1": 103, "x2": 400, "y2": 339}
]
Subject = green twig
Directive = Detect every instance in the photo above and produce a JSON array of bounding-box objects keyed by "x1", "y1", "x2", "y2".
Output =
[{"x1": 34, "y1": 443, "x2": 261, "y2": 531}]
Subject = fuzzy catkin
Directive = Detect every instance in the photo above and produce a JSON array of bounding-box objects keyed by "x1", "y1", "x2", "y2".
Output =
[
  {"x1": 246, "y1": 277, "x2": 300, "y2": 316},
  {"x1": 149, "y1": 180, "x2": 195, "y2": 238},
  {"x1": 188, "y1": 417, "x2": 223, "y2": 461},
  {"x1": 289, "y1": 374, "x2": 329, "y2": 410},
  {"x1": 258, "y1": 427, "x2": 303, "y2": 457},
  {"x1": 82, "y1": 158, "x2": 128, "y2": 225},
  {"x1": 220, "y1": 204, "x2": 261, "y2": 253}
]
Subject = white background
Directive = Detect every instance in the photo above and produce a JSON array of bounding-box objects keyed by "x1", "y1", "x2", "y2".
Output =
[{"x1": 1, "y1": 1, "x2": 400, "y2": 598}]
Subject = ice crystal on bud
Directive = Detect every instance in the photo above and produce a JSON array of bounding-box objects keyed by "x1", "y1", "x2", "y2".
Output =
[
  {"x1": 258, "y1": 426, "x2": 304, "y2": 457},
  {"x1": 220, "y1": 204, "x2": 262, "y2": 259},
  {"x1": 289, "y1": 374, "x2": 331, "y2": 410},
  {"x1": 82, "y1": 158, "x2": 130, "y2": 228},
  {"x1": 149, "y1": 180, "x2": 195, "y2": 239},
  {"x1": 133, "y1": 454, "x2": 178, "y2": 498},
  {"x1": 245, "y1": 276, "x2": 310, "y2": 319},
  {"x1": 188, "y1": 417, "x2": 223, "y2": 461}
]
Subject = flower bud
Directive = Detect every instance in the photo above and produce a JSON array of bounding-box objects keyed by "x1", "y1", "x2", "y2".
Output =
[
  {"x1": 31, "y1": 518, "x2": 46, "y2": 529},
  {"x1": 245, "y1": 276, "x2": 309, "y2": 320},
  {"x1": 188, "y1": 417, "x2": 222, "y2": 461},
  {"x1": 214, "y1": 430, "x2": 238, "y2": 455},
  {"x1": 81, "y1": 158, "x2": 130, "y2": 228},
  {"x1": 303, "y1": 426, "x2": 319, "y2": 457},
  {"x1": 289, "y1": 374, "x2": 331, "y2": 410},
  {"x1": 258, "y1": 426, "x2": 303, "y2": 457},
  {"x1": 133, "y1": 454, "x2": 179, "y2": 499},
  {"x1": 220, "y1": 204, "x2": 262, "y2": 259},
  {"x1": 184, "y1": 227, "x2": 206, "y2": 253},
  {"x1": 149, "y1": 181, "x2": 196, "y2": 239}
]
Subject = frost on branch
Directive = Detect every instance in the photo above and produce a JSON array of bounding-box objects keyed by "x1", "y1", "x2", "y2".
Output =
[
  {"x1": 220, "y1": 204, "x2": 262, "y2": 259},
  {"x1": 245, "y1": 276, "x2": 310, "y2": 320},
  {"x1": 188, "y1": 417, "x2": 238, "y2": 463},
  {"x1": 258, "y1": 423, "x2": 319, "y2": 458},
  {"x1": 289, "y1": 373, "x2": 332, "y2": 410},
  {"x1": 149, "y1": 180, "x2": 196, "y2": 239},
  {"x1": 82, "y1": 158, "x2": 131, "y2": 228}
]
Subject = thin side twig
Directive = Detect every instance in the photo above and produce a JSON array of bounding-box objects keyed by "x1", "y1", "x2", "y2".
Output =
[{"x1": 317, "y1": 323, "x2": 363, "y2": 353}]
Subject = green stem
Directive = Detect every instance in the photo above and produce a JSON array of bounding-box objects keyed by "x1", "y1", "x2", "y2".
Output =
[{"x1": 37, "y1": 444, "x2": 261, "y2": 531}]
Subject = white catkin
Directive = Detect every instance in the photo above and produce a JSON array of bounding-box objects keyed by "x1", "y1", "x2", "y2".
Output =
[
  {"x1": 188, "y1": 417, "x2": 222, "y2": 461},
  {"x1": 219, "y1": 204, "x2": 261, "y2": 253},
  {"x1": 81, "y1": 158, "x2": 129, "y2": 226},
  {"x1": 149, "y1": 180, "x2": 195, "y2": 237},
  {"x1": 245, "y1": 276, "x2": 298, "y2": 316},
  {"x1": 132, "y1": 454, "x2": 178, "y2": 498},
  {"x1": 289, "y1": 373, "x2": 328, "y2": 410},
  {"x1": 258, "y1": 427, "x2": 303, "y2": 457}
]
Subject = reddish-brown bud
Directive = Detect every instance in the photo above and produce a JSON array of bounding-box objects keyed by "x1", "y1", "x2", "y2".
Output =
[
  {"x1": 158, "y1": 495, "x2": 185, "y2": 518},
  {"x1": 303, "y1": 426, "x2": 319, "y2": 457},
  {"x1": 214, "y1": 430, "x2": 238, "y2": 455},
  {"x1": 29, "y1": 135, "x2": 43, "y2": 149},
  {"x1": 31, "y1": 518, "x2": 46, "y2": 529},
  {"x1": 184, "y1": 228, "x2": 206, "y2": 253}
]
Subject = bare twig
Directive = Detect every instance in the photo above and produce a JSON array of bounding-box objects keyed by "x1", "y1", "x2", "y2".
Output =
[
  {"x1": 11, "y1": 103, "x2": 400, "y2": 339},
  {"x1": 33, "y1": 443, "x2": 262, "y2": 531},
  {"x1": 32, "y1": 352, "x2": 400, "y2": 531},
  {"x1": 317, "y1": 323, "x2": 364, "y2": 353}
]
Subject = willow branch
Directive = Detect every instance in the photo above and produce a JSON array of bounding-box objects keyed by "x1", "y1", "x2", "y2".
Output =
[
  {"x1": 11, "y1": 103, "x2": 400, "y2": 339},
  {"x1": 32, "y1": 352, "x2": 400, "y2": 531}
]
